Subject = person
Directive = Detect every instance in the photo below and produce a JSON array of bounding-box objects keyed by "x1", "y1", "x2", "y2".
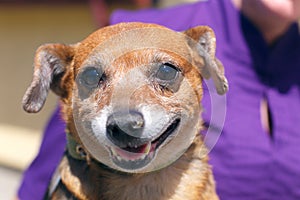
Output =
[{"x1": 17, "y1": 0, "x2": 300, "y2": 199}]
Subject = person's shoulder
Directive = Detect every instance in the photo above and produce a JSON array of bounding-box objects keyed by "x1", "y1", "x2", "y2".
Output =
[{"x1": 110, "y1": 0, "x2": 220, "y2": 31}]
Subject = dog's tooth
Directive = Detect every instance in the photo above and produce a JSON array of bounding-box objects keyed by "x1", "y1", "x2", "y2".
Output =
[
  {"x1": 141, "y1": 154, "x2": 146, "y2": 160},
  {"x1": 117, "y1": 155, "x2": 122, "y2": 161},
  {"x1": 111, "y1": 148, "x2": 117, "y2": 156},
  {"x1": 144, "y1": 142, "x2": 151, "y2": 154}
]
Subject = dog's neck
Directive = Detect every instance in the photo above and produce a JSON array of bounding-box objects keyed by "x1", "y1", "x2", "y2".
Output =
[
  {"x1": 66, "y1": 132, "x2": 89, "y2": 161},
  {"x1": 57, "y1": 133, "x2": 218, "y2": 200}
]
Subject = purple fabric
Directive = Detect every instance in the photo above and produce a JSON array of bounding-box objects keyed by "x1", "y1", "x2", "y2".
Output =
[
  {"x1": 110, "y1": 1, "x2": 300, "y2": 199},
  {"x1": 18, "y1": 106, "x2": 66, "y2": 200},
  {"x1": 18, "y1": 1, "x2": 300, "y2": 199}
]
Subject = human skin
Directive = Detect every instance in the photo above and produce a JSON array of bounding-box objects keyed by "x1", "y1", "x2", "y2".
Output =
[{"x1": 232, "y1": 0, "x2": 300, "y2": 44}]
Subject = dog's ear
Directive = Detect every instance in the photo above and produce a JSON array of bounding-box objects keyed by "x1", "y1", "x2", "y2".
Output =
[
  {"x1": 184, "y1": 26, "x2": 228, "y2": 95},
  {"x1": 22, "y1": 43, "x2": 75, "y2": 113}
]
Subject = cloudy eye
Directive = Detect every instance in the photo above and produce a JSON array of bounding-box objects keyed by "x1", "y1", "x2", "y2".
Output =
[
  {"x1": 79, "y1": 67, "x2": 102, "y2": 88},
  {"x1": 156, "y1": 63, "x2": 179, "y2": 81}
]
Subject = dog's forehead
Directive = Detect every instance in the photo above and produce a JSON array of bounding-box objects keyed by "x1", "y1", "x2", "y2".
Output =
[{"x1": 74, "y1": 23, "x2": 193, "y2": 68}]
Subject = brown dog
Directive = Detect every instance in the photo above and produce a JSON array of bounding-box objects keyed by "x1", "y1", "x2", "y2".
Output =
[{"x1": 22, "y1": 22, "x2": 228, "y2": 200}]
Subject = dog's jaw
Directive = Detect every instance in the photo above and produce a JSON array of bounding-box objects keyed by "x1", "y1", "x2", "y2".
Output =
[
  {"x1": 56, "y1": 135, "x2": 219, "y2": 200},
  {"x1": 107, "y1": 118, "x2": 181, "y2": 171}
]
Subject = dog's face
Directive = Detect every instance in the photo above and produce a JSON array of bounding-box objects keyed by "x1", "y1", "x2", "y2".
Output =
[{"x1": 23, "y1": 23, "x2": 228, "y2": 173}]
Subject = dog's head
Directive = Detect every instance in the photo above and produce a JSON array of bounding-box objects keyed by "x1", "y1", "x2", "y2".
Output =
[{"x1": 23, "y1": 23, "x2": 228, "y2": 173}]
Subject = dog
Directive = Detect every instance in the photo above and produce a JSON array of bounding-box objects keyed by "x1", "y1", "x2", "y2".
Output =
[{"x1": 22, "y1": 22, "x2": 228, "y2": 200}]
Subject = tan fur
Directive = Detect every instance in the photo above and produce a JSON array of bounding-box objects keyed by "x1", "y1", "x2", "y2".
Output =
[
  {"x1": 23, "y1": 22, "x2": 228, "y2": 200},
  {"x1": 56, "y1": 136, "x2": 218, "y2": 200}
]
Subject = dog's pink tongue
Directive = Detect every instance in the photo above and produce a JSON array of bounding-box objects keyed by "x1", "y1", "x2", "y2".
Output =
[{"x1": 116, "y1": 142, "x2": 151, "y2": 160}]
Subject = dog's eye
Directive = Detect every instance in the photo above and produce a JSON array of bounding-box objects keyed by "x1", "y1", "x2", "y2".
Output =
[
  {"x1": 79, "y1": 67, "x2": 102, "y2": 88},
  {"x1": 156, "y1": 63, "x2": 179, "y2": 81}
]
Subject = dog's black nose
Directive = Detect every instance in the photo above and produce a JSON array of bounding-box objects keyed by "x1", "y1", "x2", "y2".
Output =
[
  {"x1": 108, "y1": 111, "x2": 144, "y2": 135},
  {"x1": 106, "y1": 111, "x2": 148, "y2": 148}
]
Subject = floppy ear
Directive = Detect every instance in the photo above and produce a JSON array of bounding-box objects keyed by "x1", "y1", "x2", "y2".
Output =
[
  {"x1": 184, "y1": 26, "x2": 228, "y2": 95},
  {"x1": 22, "y1": 43, "x2": 75, "y2": 113}
]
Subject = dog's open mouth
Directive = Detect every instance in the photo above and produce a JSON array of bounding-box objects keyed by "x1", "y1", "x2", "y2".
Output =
[{"x1": 107, "y1": 118, "x2": 180, "y2": 170}]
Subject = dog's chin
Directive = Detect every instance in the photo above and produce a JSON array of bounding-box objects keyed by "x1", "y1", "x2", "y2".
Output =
[
  {"x1": 108, "y1": 145, "x2": 154, "y2": 172},
  {"x1": 107, "y1": 118, "x2": 181, "y2": 172}
]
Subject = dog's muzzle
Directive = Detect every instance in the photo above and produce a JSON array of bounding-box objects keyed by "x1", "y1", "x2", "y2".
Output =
[{"x1": 105, "y1": 110, "x2": 180, "y2": 170}]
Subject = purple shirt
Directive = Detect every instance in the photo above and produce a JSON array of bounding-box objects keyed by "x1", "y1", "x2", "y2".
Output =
[
  {"x1": 18, "y1": 106, "x2": 66, "y2": 199},
  {"x1": 110, "y1": 1, "x2": 300, "y2": 199},
  {"x1": 18, "y1": 1, "x2": 300, "y2": 199}
]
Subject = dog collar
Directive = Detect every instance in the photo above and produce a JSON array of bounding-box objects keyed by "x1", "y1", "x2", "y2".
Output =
[{"x1": 66, "y1": 132, "x2": 87, "y2": 161}]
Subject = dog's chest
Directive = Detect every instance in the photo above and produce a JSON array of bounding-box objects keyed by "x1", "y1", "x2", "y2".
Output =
[{"x1": 54, "y1": 140, "x2": 218, "y2": 200}]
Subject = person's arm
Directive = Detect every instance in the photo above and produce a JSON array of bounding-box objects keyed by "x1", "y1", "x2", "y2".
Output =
[{"x1": 17, "y1": 105, "x2": 66, "y2": 200}]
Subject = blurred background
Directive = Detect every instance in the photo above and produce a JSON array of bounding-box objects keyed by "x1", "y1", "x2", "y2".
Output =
[{"x1": 0, "y1": 0, "x2": 197, "y2": 199}]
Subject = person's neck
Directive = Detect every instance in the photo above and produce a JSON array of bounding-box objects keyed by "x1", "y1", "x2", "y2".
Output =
[
  {"x1": 253, "y1": 18, "x2": 291, "y2": 45},
  {"x1": 232, "y1": 0, "x2": 292, "y2": 45}
]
